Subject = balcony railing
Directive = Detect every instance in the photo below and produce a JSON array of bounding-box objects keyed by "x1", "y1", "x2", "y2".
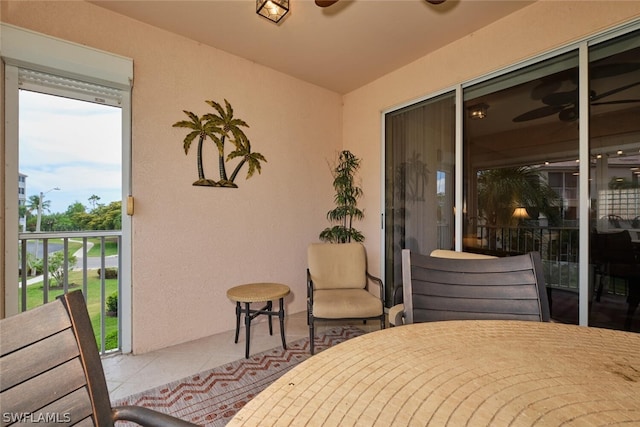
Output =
[
  {"x1": 467, "y1": 225, "x2": 579, "y2": 289},
  {"x1": 466, "y1": 224, "x2": 629, "y2": 297},
  {"x1": 18, "y1": 230, "x2": 122, "y2": 355}
]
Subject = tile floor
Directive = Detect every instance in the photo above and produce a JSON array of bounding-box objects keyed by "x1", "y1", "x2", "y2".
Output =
[
  {"x1": 103, "y1": 310, "x2": 383, "y2": 401},
  {"x1": 103, "y1": 295, "x2": 638, "y2": 402}
]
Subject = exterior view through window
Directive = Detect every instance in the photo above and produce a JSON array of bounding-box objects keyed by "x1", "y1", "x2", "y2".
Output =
[{"x1": 18, "y1": 89, "x2": 123, "y2": 352}]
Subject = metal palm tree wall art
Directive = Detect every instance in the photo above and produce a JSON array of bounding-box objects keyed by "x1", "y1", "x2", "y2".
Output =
[{"x1": 173, "y1": 99, "x2": 267, "y2": 188}]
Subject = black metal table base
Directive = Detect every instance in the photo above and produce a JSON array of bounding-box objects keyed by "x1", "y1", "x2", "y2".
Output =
[{"x1": 234, "y1": 298, "x2": 286, "y2": 359}]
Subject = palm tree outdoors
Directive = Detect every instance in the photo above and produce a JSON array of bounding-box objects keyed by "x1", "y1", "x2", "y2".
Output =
[
  {"x1": 477, "y1": 166, "x2": 562, "y2": 254},
  {"x1": 88, "y1": 194, "x2": 101, "y2": 210},
  {"x1": 24, "y1": 195, "x2": 39, "y2": 227},
  {"x1": 478, "y1": 166, "x2": 560, "y2": 227},
  {"x1": 25, "y1": 194, "x2": 52, "y2": 231},
  {"x1": 477, "y1": 166, "x2": 561, "y2": 252},
  {"x1": 26, "y1": 194, "x2": 49, "y2": 216}
]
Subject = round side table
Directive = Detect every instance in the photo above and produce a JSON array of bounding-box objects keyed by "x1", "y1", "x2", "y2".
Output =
[{"x1": 226, "y1": 283, "x2": 291, "y2": 359}]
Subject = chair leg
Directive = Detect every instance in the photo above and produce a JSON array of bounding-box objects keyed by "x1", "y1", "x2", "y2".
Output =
[
  {"x1": 278, "y1": 297, "x2": 286, "y2": 350},
  {"x1": 244, "y1": 302, "x2": 251, "y2": 359},
  {"x1": 309, "y1": 317, "x2": 315, "y2": 355},
  {"x1": 234, "y1": 302, "x2": 241, "y2": 343}
]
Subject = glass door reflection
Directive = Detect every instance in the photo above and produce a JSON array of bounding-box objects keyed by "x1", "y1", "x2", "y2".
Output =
[{"x1": 589, "y1": 29, "x2": 640, "y2": 331}]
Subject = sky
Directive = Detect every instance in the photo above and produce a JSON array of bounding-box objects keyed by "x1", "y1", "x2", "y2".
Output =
[{"x1": 19, "y1": 90, "x2": 122, "y2": 214}]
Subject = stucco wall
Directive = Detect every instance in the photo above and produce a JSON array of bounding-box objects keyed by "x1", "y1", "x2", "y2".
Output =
[
  {"x1": 343, "y1": 0, "x2": 640, "y2": 275},
  {"x1": 1, "y1": 0, "x2": 342, "y2": 353},
  {"x1": 3, "y1": 0, "x2": 640, "y2": 353}
]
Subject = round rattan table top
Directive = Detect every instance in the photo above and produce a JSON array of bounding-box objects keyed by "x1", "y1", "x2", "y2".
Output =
[
  {"x1": 226, "y1": 283, "x2": 290, "y2": 303},
  {"x1": 229, "y1": 320, "x2": 640, "y2": 426}
]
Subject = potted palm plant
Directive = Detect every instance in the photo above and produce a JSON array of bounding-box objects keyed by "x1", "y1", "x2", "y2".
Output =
[{"x1": 319, "y1": 150, "x2": 365, "y2": 243}]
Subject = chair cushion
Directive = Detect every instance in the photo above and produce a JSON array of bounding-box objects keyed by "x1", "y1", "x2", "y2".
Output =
[
  {"x1": 430, "y1": 249, "x2": 496, "y2": 259},
  {"x1": 312, "y1": 289, "x2": 382, "y2": 319},
  {"x1": 308, "y1": 243, "x2": 367, "y2": 290}
]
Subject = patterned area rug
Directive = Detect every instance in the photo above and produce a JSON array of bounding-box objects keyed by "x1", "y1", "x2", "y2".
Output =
[{"x1": 112, "y1": 326, "x2": 365, "y2": 426}]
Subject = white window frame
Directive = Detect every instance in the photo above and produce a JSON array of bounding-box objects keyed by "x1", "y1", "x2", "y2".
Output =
[{"x1": 1, "y1": 23, "x2": 134, "y2": 352}]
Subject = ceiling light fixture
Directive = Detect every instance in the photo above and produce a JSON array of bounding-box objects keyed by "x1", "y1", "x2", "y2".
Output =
[
  {"x1": 257, "y1": 0, "x2": 289, "y2": 23},
  {"x1": 468, "y1": 103, "x2": 489, "y2": 120}
]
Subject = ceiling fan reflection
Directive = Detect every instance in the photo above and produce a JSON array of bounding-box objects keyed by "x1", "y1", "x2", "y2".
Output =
[
  {"x1": 513, "y1": 74, "x2": 640, "y2": 123},
  {"x1": 513, "y1": 63, "x2": 640, "y2": 123}
]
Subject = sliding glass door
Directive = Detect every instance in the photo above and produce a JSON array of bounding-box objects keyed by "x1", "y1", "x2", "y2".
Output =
[
  {"x1": 384, "y1": 25, "x2": 640, "y2": 332},
  {"x1": 588, "y1": 29, "x2": 640, "y2": 331},
  {"x1": 384, "y1": 92, "x2": 455, "y2": 304},
  {"x1": 463, "y1": 51, "x2": 582, "y2": 324}
]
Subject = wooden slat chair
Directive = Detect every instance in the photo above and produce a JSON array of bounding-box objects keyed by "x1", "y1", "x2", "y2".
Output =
[
  {"x1": 307, "y1": 242, "x2": 385, "y2": 355},
  {"x1": 401, "y1": 250, "x2": 550, "y2": 324},
  {"x1": 0, "y1": 290, "x2": 198, "y2": 427}
]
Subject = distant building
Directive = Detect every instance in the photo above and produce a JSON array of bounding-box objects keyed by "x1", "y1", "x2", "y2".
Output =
[
  {"x1": 541, "y1": 156, "x2": 640, "y2": 227},
  {"x1": 19, "y1": 173, "x2": 27, "y2": 231}
]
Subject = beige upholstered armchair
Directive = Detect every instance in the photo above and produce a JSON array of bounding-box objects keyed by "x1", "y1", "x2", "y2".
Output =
[{"x1": 307, "y1": 242, "x2": 385, "y2": 354}]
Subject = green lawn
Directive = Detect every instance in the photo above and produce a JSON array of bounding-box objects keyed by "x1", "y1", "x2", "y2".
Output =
[
  {"x1": 87, "y1": 237, "x2": 119, "y2": 257},
  {"x1": 19, "y1": 269, "x2": 119, "y2": 351}
]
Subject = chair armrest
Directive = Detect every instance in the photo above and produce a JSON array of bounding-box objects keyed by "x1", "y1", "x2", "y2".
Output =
[
  {"x1": 388, "y1": 304, "x2": 405, "y2": 327},
  {"x1": 366, "y1": 272, "x2": 384, "y2": 303},
  {"x1": 112, "y1": 406, "x2": 200, "y2": 427},
  {"x1": 307, "y1": 268, "x2": 314, "y2": 303}
]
